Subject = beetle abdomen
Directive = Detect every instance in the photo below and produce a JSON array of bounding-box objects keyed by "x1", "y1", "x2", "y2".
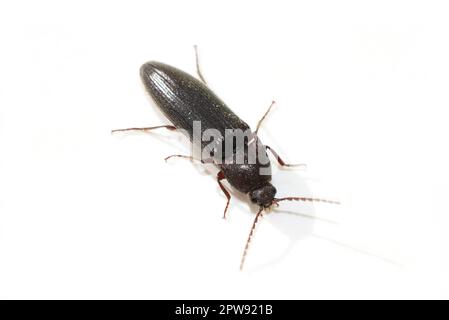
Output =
[{"x1": 140, "y1": 61, "x2": 250, "y2": 142}]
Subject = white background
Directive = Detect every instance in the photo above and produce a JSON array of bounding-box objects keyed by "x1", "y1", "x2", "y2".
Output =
[{"x1": 1, "y1": 0, "x2": 448, "y2": 299}]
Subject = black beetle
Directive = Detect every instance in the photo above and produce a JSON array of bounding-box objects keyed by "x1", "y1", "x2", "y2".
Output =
[{"x1": 113, "y1": 47, "x2": 339, "y2": 269}]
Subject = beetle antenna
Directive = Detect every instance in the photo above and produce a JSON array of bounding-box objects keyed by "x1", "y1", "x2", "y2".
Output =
[
  {"x1": 274, "y1": 197, "x2": 341, "y2": 205},
  {"x1": 240, "y1": 207, "x2": 264, "y2": 270}
]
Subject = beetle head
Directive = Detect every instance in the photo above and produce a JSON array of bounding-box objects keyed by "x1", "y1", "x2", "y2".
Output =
[{"x1": 248, "y1": 183, "x2": 277, "y2": 208}]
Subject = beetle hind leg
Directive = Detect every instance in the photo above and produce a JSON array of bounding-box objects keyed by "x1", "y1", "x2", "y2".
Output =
[{"x1": 111, "y1": 125, "x2": 176, "y2": 134}]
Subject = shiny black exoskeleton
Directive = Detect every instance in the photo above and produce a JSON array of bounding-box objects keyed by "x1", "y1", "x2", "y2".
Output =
[
  {"x1": 113, "y1": 54, "x2": 338, "y2": 270},
  {"x1": 140, "y1": 61, "x2": 277, "y2": 209}
]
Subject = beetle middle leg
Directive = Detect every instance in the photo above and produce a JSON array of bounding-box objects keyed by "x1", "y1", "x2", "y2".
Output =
[
  {"x1": 254, "y1": 101, "x2": 306, "y2": 168},
  {"x1": 111, "y1": 125, "x2": 176, "y2": 134},
  {"x1": 165, "y1": 155, "x2": 231, "y2": 218},
  {"x1": 265, "y1": 145, "x2": 306, "y2": 169}
]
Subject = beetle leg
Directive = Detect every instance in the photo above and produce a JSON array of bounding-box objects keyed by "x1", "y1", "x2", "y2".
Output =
[
  {"x1": 164, "y1": 154, "x2": 214, "y2": 164},
  {"x1": 111, "y1": 125, "x2": 176, "y2": 134},
  {"x1": 194, "y1": 45, "x2": 208, "y2": 85},
  {"x1": 217, "y1": 171, "x2": 231, "y2": 219},
  {"x1": 265, "y1": 145, "x2": 307, "y2": 168},
  {"x1": 164, "y1": 158, "x2": 230, "y2": 218},
  {"x1": 254, "y1": 100, "x2": 276, "y2": 136}
]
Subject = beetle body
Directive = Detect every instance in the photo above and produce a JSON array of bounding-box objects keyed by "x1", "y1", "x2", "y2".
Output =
[
  {"x1": 140, "y1": 61, "x2": 276, "y2": 207},
  {"x1": 114, "y1": 56, "x2": 339, "y2": 269}
]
